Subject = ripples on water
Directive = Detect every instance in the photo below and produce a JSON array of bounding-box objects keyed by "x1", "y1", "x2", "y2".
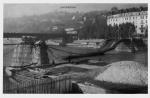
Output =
[{"x1": 101, "y1": 51, "x2": 148, "y2": 66}]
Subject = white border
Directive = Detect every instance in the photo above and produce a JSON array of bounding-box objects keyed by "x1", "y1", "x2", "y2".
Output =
[
  {"x1": 0, "y1": 0, "x2": 149, "y2": 98},
  {"x1": 1, "y1": 0, "x2": 149, "y2": 3}
]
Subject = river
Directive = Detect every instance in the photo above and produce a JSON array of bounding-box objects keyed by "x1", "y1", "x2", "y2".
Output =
[{"x1": 100, "y1": 51, "x2": 147, "y2": 66}]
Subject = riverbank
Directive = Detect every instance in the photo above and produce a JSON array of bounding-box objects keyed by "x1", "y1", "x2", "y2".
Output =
[{"x1": 40, "y1": 60, "x2": 147, "y2": 94}]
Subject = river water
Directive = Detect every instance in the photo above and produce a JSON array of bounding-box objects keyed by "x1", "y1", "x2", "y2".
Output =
[
  {"x1": 3, "y1": 40, "x2": 148, "y2": 67},
  {"x1": 100, "y1": 51, "x2": 148, "y2": 66}
]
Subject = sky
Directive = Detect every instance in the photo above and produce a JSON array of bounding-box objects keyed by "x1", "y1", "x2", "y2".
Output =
[{"x1": 4, "y1": 3, "x2": 147, "y2": 18}]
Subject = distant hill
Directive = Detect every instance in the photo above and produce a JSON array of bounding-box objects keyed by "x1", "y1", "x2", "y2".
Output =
[
  {"x1": 4, "y1": 11, "x2": 84, "y2": 33},
  {"x1": 4, "y1": 10, "x2": 109, "y2": 40}
]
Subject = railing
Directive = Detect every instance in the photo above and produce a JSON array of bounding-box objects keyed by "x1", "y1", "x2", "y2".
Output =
[{"x1": 3, "y1": 75, "x2": 72, "y2": 94}]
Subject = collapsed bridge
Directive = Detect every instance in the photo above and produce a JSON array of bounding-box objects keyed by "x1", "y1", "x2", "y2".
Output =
[
  {"x1": 4, "y1": 35, "x2": 147, "y2": 68},
  {"x1": 4, "y1": 31, "x2": 78, "y2": 44}
]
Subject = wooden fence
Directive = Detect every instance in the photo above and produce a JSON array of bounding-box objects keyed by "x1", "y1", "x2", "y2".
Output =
[{"x1": 3, "y1": 75, "x2": 72, "y2": 94}]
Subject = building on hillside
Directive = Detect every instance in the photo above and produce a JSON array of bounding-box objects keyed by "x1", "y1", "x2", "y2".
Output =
[
  {"x1": 107, "y1": 11, "x2": 148, "y2": 35},
  {"x1": 64, "y1": 28, "x2": 78, "y2": 43},
  {"x1": 52, "y1": 26, "x2": 58, "y2": 31}
]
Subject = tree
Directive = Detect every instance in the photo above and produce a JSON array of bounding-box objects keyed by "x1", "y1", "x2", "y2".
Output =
[
  {"x1": 139, "y1": 6, "x2": 144, "y2": 11},
  {"x1": 111, "y1": 7, "x2": 118, "y2": 12},
  {"x1": 144, "y1": 25, "x2": 148, "y2": 38},
  {"x1": 105, "y1": 23, "x2": 135, "y2": 40},
  {"x1": 111, "y1": 7, "x2": 119, "y2": 15},
  {"x1": 117, "y1": 23, "x2": 135, "y2": 39},
  {"x1": 78, "y1": 12, "x2": 107, "y2": 39},
  {"x1": 108, "y1": 7, "x2": 148, "y2": 15}
]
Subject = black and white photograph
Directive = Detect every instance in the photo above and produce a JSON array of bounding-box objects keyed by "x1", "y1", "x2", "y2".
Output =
[{"x1": 3, "y1": 2, "x2": 148, "y2": 94}]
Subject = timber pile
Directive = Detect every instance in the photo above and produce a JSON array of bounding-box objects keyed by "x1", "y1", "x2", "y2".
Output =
[
  {"x1": 16, "y1": 70, "x2": 45, "y2": 79},
  {"x1": 4, "y1": 68, "x2": 72, "y2": 94}
]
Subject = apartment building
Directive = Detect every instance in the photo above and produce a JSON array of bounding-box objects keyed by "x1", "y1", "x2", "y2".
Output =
[{"x1": 107, "y1": 11, "x2": 148, "y2": 34}]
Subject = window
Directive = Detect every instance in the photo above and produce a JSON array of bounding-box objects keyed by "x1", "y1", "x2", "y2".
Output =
[
  {"x1": 135, "y1": 26, "x2": 137, "y2": 28},
  {"x1": 140, "y1": 25, "x2": 144, "y2": 32},
  {"x1": 141, "y1": 20, "x2": 144, "y2": 24},
  {"x1": 141, "y1": 16, "x2": 144, "y2": 19}
]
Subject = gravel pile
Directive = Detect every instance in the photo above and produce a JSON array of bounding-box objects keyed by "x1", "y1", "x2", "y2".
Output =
[{"x1": 95, "y1": 61, "x2": 148, "y2": 86}]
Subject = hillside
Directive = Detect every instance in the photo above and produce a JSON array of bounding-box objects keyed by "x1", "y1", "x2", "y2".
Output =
[
  {"x1": 4, "y1": 11, "x2": 84, "y2": 33},
  {"x1": 4, "y1": 10, "x2": 109, "y2": 40}
]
